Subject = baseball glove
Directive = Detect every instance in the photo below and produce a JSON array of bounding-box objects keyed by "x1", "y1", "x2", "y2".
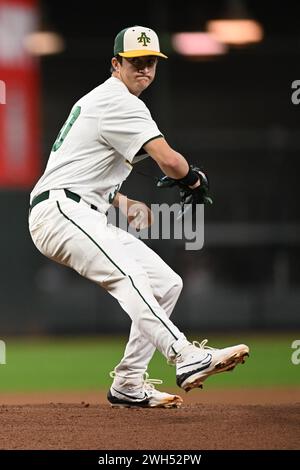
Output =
[{"x1": 157, "y1": 165, "x2": 213, "y2": 218}]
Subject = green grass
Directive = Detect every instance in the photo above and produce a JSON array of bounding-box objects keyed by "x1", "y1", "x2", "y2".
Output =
[{"x1": 0, "y1": 334, "x2": 299, "y2": 392}]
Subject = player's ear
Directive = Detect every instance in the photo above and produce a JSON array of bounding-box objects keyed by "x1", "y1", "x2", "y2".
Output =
[{"x1": 111, "y1": 57, "x2": 119, "y2": 72}]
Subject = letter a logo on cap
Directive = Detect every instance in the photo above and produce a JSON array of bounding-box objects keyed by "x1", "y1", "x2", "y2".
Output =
[
  {"x1": 114, "y1": 25, "x2": 168, "y2": 58},
  {"x1": 137, "y1": 32, "x2": 151, "y2": 47}
]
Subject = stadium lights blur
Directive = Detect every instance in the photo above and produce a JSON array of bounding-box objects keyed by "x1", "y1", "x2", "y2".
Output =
[
  {"x1": 207, "y1": 19, "x2": 263, "y2": 45},
  {"x1": 172, "y1": 32, "x2": 228, "y2": 57},
  {"x1": 24, "y1": 31, "x2": 65, "y2": 56},
  {"x1": 206, "y1": 0, "x2": 263, "y2": 45}
]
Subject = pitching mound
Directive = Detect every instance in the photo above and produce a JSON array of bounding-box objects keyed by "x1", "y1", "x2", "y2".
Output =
[{"x1": 0, "y1": 389, "x2": 299, "y2": 449}]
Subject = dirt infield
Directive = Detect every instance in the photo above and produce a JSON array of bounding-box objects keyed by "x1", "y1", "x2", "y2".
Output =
[{"x1": 0, "y1": 389, "x2": 299, "y2": 450}]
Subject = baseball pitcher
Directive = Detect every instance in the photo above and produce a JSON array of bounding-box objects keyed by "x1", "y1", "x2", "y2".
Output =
[{"x1": 28, "y1": 26, "x2": 249, "y2": 408}]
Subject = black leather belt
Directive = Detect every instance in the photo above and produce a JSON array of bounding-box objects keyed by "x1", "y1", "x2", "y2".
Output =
[{"x1": 29, "y1": 189, "x2": 98, "y2": 213}]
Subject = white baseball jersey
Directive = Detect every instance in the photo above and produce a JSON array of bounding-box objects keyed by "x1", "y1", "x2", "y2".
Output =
[
  {"x1": 29, "y1": 75, "x2": 189, "y2": 384},
  {"x1": 30, "y1": 77, "x2": 162, "y2": 213}
]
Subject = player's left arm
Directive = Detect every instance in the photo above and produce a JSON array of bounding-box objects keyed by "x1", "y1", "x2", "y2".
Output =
[{"x1": 112, "y1": 192, "x2": 153, "y2": 229}]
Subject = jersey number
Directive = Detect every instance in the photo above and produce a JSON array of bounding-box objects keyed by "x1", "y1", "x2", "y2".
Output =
[{"x1": 52, "y1": 105, "x2": 81, "y2": 152}]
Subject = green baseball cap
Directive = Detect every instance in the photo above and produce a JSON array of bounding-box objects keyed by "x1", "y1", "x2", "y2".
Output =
[{"x1": 114, "y1": 26, "x2": 168, "y2": 59}]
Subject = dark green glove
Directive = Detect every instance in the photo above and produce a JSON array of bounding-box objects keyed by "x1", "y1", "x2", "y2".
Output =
[{"x1": 157, "y1": 165, "x2": 213, "y2": 218}]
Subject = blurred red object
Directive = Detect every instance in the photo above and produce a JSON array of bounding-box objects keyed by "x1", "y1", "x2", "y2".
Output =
[{"x1": 0, "y1": 0, "x2": 40, "y2": 188}]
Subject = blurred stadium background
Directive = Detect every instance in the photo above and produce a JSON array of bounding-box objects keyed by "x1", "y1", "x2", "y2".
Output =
[{"x1": 0, "y1": 0, "x2": 299, "y2": 392}]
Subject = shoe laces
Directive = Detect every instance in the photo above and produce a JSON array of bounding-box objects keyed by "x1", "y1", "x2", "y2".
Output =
[
  {"x1": 109, "y1": 370, "x2": 162, "y2": 391},
  {"x1": 193, "y1": 338, "x2": 215, "y2": 350},
  {"x1": 174, "y1": 338, "x2": 215, "y2": 364},
  {"x1": 143, "y1": 371, "x2": 162, "y2": 391}
]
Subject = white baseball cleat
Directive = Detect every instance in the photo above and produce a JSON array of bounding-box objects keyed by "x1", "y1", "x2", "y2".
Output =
[
  {"x1": 107, "y1": 371, "x2": 183, "y2": 408},
  {"x1": 175, "y1": 339, "x2": 249, "y2": 392}
]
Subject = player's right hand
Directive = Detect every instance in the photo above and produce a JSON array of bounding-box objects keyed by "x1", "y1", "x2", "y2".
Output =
[{"x1": 119, "y1": 196, "x2": 154, "y2": 230}]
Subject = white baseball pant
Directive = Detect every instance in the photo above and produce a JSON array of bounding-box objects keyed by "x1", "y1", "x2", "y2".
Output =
[{"x1": 29, "y1": 190, "x2": 189, "y2": 379}]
